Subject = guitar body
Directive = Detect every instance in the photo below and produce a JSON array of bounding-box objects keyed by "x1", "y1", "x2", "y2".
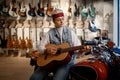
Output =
[
  {"x1": 18, "y1": 0, "x2": 26, "y2": 17},
  {"x1": 9, "y1": 1, "x2": 17, "y2": 17},
  {"x1": 74, "y1": 3, "x2": 80, "y2": 17},
  {"x1": 46, "y1": 0, "x2": 53, "y2": 17},
  {"x1": 2, "y1": 0, "x2": 9, "y2": 17},
  {"x1": 89, "y1": 4, "x2": 96, "y2": 18},
  {"x1": 18, "y1": 5, "x2": 26, "y2": 17},
  {"x1": 89, "y1": 20, "x2": 97, "y2": 32},
  {"x1": 18, "y1": 10, "x2": 26, "y2": 17},
  {"x1": 37, "y1": 8, "x2": 45, "y2": 17},
  {"x1": 37, "y1": 43, "x2": 71, "y2": 68},
  {"x1": 28, "y1": 3, "x2": 36, "y2": 17},
  {"x1": 81, "y1": 8, "x2": 88, "y2": 19},
  {"x1": 37, "y1": 2, "x2": 45, "y2": 17},
  {"x1": 46, "y1": 8, "x2": 53, "y2": 17}
]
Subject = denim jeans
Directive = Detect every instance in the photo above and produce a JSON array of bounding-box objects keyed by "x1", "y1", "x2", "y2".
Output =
[{"x1": 29, "y1": 54, "x2": 76, "y2": 80}]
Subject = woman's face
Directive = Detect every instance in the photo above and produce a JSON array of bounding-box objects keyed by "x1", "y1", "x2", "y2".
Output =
[{"x1": 53, "y1": 17, "x2": 64, "y2": 28}]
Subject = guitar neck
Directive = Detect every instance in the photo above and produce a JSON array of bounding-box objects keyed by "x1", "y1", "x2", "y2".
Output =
[{"x1": 60, "y1": 45, "x2": 84, "y2": 53}]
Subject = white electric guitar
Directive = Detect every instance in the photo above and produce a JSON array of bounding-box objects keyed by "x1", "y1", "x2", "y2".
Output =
[
  {"x1": 9, "y1": 0, "x2": 18, "y2": 17},
  {"x1": 18, "y1": 0, "x2": 26, "y2": 17}
]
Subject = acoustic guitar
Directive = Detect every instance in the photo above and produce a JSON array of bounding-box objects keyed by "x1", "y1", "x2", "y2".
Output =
[
  {"x1": 37, "y1": 43, "x2": 84, "y2": 68},
  {"x1": 6, "y1": 36, "x2": 12, "y2": 48},
  {"x1": 26, "y1": 37, "x2": 33, "y2": 49}
]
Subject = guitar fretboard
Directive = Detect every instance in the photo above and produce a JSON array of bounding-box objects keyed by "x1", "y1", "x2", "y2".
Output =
[{"x1": 58, "y1": 45, "x2": 84, "y2": 54}]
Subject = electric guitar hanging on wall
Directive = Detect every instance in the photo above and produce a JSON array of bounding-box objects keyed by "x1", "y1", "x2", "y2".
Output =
[
  {"x1": 1, "y1": 0, "x2": 9, "y2": 16},
  {"x1": 89, "y1": 20, "x2": 98, "y2": 32},
  {"x1": 89, "y1": 0, "x2": 96, "y2": 18},
  {"x1": 18, "y1": 0, "x2": 26, "y2": 17},
  {"x1": 81, "y1": 0, "x2": 88, "y2": 19},
  {"x1": 74, "y1": 0, "x2": 80, "y2": 18},
  {"x1": 9, "y1": 0, "x2": 18, "y2": 17},
  {"x1": 46, "y1": 0, "x2": 53, "y2": 17},
  {"x1": 37, "y1": 0, "x2": 45, "y2": 17},
  {"x1": 28, "y1": 0, "x2": 36, "y2": 17},
  {"x1": 67, "y1": 0, "x2": 72, "y2": 19}
]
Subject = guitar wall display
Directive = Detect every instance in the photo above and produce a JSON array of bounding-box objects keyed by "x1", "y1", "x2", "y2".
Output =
[{"x1": 0, "y1": 0, "x2": 112, "y2": 50}]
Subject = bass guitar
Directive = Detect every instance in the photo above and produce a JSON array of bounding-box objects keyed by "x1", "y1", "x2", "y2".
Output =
[{"x1": 37, "y1": 43, "x2": 84, "y2": 68}]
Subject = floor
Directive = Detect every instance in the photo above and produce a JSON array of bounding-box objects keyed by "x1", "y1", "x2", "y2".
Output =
[{"x1": 0, "y1": 56, "x2": 34, "y2": 80}]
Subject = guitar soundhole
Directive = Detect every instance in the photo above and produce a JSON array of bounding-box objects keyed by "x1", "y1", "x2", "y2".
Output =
[{"x1": 56, "y1": 48, "x2": 62, "y2": 54}]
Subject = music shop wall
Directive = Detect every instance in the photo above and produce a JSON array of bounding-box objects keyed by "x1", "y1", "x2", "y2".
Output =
[{"x1": 0, "y1": 0, "x2": 113, "y2": 56}]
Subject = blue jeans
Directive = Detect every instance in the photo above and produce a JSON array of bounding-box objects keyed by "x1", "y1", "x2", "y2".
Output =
[{"x1": 29, "y1": 54, "x2": 76, "y2": 80}]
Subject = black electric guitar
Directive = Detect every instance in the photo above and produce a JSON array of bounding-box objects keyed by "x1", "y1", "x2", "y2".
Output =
[
  {"x1": 37, "y1": 43, "x2": 85, "y2": 68},
  {"x1": 28, "y1": 0, "x2": 36, "y2": 17},
  {"x1": 37, "y1": 0, "x2": 45, "y2": 17},
  {"x1": 74, "y1": 0, "x2": 80, "y2": 17},
  {"x1": 1, "y1": 0, "x2": 9, "y2": 16}
]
